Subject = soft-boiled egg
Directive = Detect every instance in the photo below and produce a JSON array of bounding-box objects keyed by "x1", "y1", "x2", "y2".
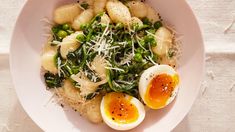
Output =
[
  {"x1": 100, "y1": 92, "x2": 145, "y2": 130},
  {"x1": 139, "y1": 65, "x2": 179, "y2": 109}
]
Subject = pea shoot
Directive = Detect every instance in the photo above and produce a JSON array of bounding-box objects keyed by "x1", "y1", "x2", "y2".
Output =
[
  {"x1": 62, "y1": 24, "x2": 70, "y2": 30},
  {"x1": 76, "y1": 34, "x2": 86, "y2": 42}
]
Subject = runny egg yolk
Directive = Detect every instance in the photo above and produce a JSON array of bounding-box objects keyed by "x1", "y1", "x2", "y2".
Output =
[
  {"x1": 145, "y1": 74, "x2": 179, "y2": 109},
  {"x1": 104, "y1": 92, "x2": 139, "y2": 124}
]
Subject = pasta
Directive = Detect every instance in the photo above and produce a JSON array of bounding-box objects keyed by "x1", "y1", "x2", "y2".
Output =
[
  {"x1": 152, "y1": 27, "x2": 173, "y2": 55},
  {"x1": 56, "y1": 80, "x2": 102, "y2": 123},
  {"x1": 60, "y1": 31, "x2": 83, "y2": 59},
  {"x1": 72, "y1": 9, "x2": 94, "y2": 30},
  {"x1": 41, "y1": 49, "x2": 58, "y2": 74},
  {"x1": 129, "y1": 17, "x2": 143, "y2": 26},
  {"x1": 81, "y1": 95, "x2": 103, "y2": 123},
  {"x1": 127, "y1": 1, "x2": 147, "y2": 18},
  {"x1": 93, "y1": 0, "x2": 108, "y2": 15},
  {"x1": 161, "y1": 56, "x2": 177, "y2": 68},
  {"x1": 61, "y1": 79, "x2": 83, "y2": 102},
  {"x1": 100, "y1": 13, "x2": 111, "y2": 24},
  {"x1": 106, "y1": 0, "x2": 131, "y2": 25},
  {"x1": 54, "y1": 3, "x2": 82, "y2": 24},
  {"x1": 146, "y1": 4, "x2": 160, "y2": 22}
]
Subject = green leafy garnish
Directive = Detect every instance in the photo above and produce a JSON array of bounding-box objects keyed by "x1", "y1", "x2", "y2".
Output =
[
  {"x1": 44, "y1": 72, "x2": 63, "y2": 88},
  {"x1": 44, "y1": 13, "x2": 166, "y2": 98}
]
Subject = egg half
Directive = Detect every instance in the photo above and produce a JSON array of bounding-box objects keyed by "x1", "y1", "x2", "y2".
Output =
[
  {"x1": 139, "y1": 65, "x2": 179, "y2": 109},
  {"x1": 100, "y1": 92, "x2": 145, "y2": 130}
]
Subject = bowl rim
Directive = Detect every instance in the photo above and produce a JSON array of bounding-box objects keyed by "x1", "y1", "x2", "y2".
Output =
[{"x1": 9, "y1": 0, "x2": 205, "y2": 131}]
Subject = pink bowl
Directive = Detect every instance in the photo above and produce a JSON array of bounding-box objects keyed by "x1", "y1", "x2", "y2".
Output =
[{"x1": 10, "y1": 0, "x2": 205, "y2": 131}]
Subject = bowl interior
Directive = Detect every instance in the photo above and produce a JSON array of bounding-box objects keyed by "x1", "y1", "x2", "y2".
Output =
[{"x1": 10, "y1": 0, "x2": 204, "y2": 131}]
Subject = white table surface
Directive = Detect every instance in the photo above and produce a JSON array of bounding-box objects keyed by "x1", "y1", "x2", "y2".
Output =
[{"x1": 0, "y1": 0, "x2": 235, "y2": 132}]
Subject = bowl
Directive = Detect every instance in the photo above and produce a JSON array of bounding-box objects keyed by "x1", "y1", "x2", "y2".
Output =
[{"x1": 10, "y1": 0, "x2": 204, "y2": 131}]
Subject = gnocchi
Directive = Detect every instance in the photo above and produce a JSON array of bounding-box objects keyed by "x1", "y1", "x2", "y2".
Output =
[
  {"x1": 152, "y1": 27, "x2": 173, "y2": 55},
  {"x1": 100, "y1": 13, "x2": 111, "y2": 24},
  {"x1": 57, "y1": 80, "x2": 103, "y2": 123},
  {"x1": 129, "y1": 17, "x2": 143, "y2": 26},
  {"x1": 41, "y1": 48, "x2": 58, "y2": 74},
  {"x1": 161, "y1": 55, "x2": 177, "y2": 68},
  {"x1": 146, "y1": 4, "x2": 160, "y2": 22},
  {"x1": 82, "y1": 95, "x2": 103, "y2": 123},
  {"x1": 94, "y1": 0, "x2": 108, "y2": 15},
  {"x1": 62, "y1": 79, "x2": 83, "y2": 102},
  {"x1": 60, "y1": 31, "x2": 83, "y2": 59},
  {"x1": 72, "y1": 9, "x2": 94, "y2": 30},
  {"x1": 127, "y1": 1, "x2": 147, "y2": 18},
  {"x1": 106, "y1": 0, "x2": 131, "y2": 25},
  {"x1": 54, "y1": 3, "x2": 82, "y2": 24}
]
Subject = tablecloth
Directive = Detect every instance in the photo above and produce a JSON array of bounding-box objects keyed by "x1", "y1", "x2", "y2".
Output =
[{"x1": 0, "y1": 0, "x2": 235, "y2": 131}]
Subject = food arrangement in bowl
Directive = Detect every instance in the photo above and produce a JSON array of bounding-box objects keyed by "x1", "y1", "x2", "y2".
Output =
[
  {"x1": 10, "y1": 0, "x2": 205, "y2": 131},
  {"x1": 41, "y1": 0, "x2": 181, "y2": 130}
]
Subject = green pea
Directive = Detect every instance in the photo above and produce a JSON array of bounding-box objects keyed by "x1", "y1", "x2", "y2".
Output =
[
  {"x1": 134, "y1": 53, "x2": 143, "y2": 62},
  {"x1": 80, "y1": 24, "x2": 88, "y2": 30},
  {"x1": 139, "y1": 39, "x2": 146, "y2": 47},
  {"x1": 76, "y1": 34, "x2": 86, "y2": 42},
  {"x1": 57, "y1": 30, "x2": 68, "y2": 38},
  {"x1": 144, "y1": 35, "x2": 156, "y2": 46},
  {"x1": 52, "y1": 26, "x2": 59, "y2": 34},
  {"x1": 62, "y1": 24, "x2": 70, "y2": 30},
  {"x1": 154, "y1": 21, "x2": 163, "y2": 29},
  {"x1": 136, "y1": 48, "x2": 143, "y2": 53}
]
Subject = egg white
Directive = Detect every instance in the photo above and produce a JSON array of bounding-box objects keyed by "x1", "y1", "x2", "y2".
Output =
[
  {"x1": 100, "y1": 93, "x2": 145, "y2": 131},
  {"x1": 139, "y1": 65, "x2": 179, "y2": 109}
]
